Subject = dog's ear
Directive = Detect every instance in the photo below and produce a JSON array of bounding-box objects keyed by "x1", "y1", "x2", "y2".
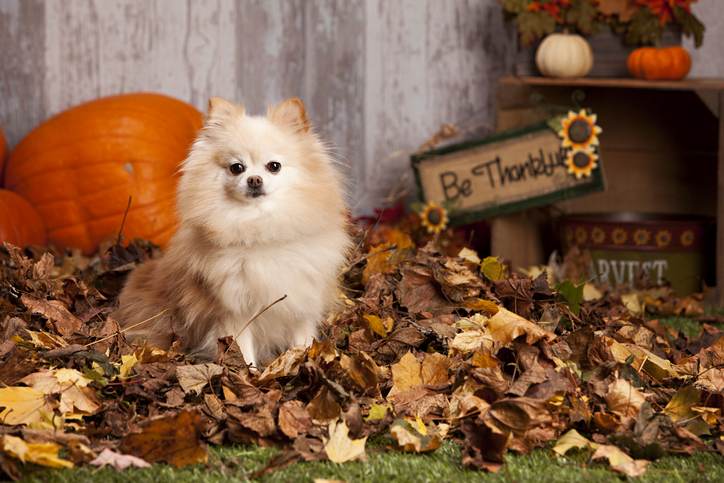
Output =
[
  {"x1": 267, "y1": 98, "x2": 310, "y2": 134},
  {"x1": 207, "y1": 97, "x2": 241, "y2": 119}
]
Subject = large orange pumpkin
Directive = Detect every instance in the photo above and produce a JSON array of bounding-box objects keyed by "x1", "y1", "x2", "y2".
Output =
[
  {"x1": 6, "y1": 93, "x2": 202, "y2": 254},
  {"x1": 627, "y1": 46, "x2": 691, "y2": 81},
  {"x1": 0, "y1": 189, "x2": 47, "y2": 247}
]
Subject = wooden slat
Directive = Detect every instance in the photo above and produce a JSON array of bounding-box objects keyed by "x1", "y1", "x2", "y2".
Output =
[
  {"x1": 501, "y1": 75, "x2": 724, "y2": 91},
  {"x1": 0, "y1": 0, "x2": 47, "y2": 148},
  {"x1": 303, "y1": 1, "x2": 365, "y2": 193}
]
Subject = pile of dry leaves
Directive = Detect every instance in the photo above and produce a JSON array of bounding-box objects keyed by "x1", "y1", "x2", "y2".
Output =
[{"x1": 0, "y1": 222, "x2": 721, "y2": 479}]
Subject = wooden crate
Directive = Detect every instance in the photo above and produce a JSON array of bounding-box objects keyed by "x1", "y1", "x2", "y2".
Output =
[{"x1": 493, "y1": 76, "x2": 724, "y2": 302}]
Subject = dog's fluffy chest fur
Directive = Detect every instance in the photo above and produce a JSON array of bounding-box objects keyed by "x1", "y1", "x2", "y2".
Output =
[{"x1": 179, "y1": 229, "x2": 347, "y2": 365}]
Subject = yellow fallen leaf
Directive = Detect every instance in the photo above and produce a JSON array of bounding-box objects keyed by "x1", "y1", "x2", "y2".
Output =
[
  {"x1": 481, "y1": 256, "x2": 505, "y2": 281},
  {"x1": 691, "y1": 406, "x2": 720, "y2": 426},
  {"x1": 621, "y1": 293, "x2": 642, "y2": 315},
  {"x1": 365, "y1": 403, "x2": 390, "y2": 422},
  {"x1": 486, "y1": 306, "x2": 555, "y2": 346},
  {"x1": 664, "y1": 386, "x2": 700, "y2": 422},
  {"x1": 592, "y1": 444, "x2": 649, "y2": 477},
  {"x1": 553, "y1": 429, "x2": 595, "y2": 456},
  {"x1": 389, "y1": 352, "x2": 422, "y2": 395},
  {"x1": 0, "y1": 387, "x2": 52, "y2": 425},
  {"x1": 22, "y1": 330, "x2": 67, "y2": 349},
  {"x1": 583, "y1": 283, "x2": 602, "y2": 301},
  {"x1": 21, "y1": 369, "x2": 100, "y2": 415},
  {"x1": 119, "y1": 354, "x2": 138, "y2": 380},
  {"x1": 458, "y1": 247, "x2": 481, "y2": 264},
  {"x1": 363, "y1": 314, "x2": 394, "y2": 337},
  {"x1": 1, "y1": 435, "x2": 73, "y2": 469},
  {"x1": 463, "y1": 298, "x2": 499, "y2": 315},
  {"x1": 607, "y1": 339, "x2": 685, "y2": 381},
  {"x1": 324, "y1": 420, "x2": 367, "y2": 463},
  {"x1": 389, "y1": 417, "x2": 448, "y2": 453}
]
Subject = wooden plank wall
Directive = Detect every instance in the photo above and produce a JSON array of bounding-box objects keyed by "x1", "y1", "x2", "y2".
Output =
[{"x1": 0, "y1": 0, "x2": 514, "y2": 215}]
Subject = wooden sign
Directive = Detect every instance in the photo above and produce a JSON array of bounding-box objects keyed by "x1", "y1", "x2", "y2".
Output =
[{"x1": 412, "y1": 120, "x2": 605, "y2": 224}]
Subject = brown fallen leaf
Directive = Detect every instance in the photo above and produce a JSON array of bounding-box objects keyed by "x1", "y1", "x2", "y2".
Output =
[
  {"x1": 258, "y1": 347, "x2": 306, "y2": 384},
  {"x1": 278, "y1": 400, "x2": 312, "y2": 439},
  {"x1": 20, "y1": 295, "x2": 82, "y2": 337},
  {"x1": 339, "y1": 352, "x2": 380, "y2": 392},
  {"x1": 176, "y1": 363, "x2": 223, "y2": 395},
  {"x1": 460, "y1": 414, "x2": 510, "y2": 472},
  {"x1": 605, "y1": 379, "x2": 647, "y2": 418},
  {"x1": 120, "y1": 410, "x2": 207, "y2": 467},
  {"x1": 307, "y1": 386, "x2": 342, "y2": 421},
  {"x1": 421, "y1": 352, "x2": 450, "y2": 385}
]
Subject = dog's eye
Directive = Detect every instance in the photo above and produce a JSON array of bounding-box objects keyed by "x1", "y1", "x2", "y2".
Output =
[
  {"x1": 229, "y1": 163, "x2": 245, "y2": 175},
  {"x1": 265, "y1": 161, "x2": 282, "y2": 174}
]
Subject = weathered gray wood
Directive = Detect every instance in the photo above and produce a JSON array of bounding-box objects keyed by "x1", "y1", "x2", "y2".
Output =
[
  {"x1": 0, "y1": 0, "x2": 47, "y2": 148},
  {"x1": 303, "y1": 1, "x2": 366, "y2": 198},
  {"x1": 16, "y1": 0, "x2": 723, "y2": 219},
  {"x1": 234, "y1": 0, "x2": 306, "y2": 115}
]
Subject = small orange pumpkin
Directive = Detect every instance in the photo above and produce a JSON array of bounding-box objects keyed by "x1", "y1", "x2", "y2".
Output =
[
  {"x1": 6, "y1": 93, "x2": 202, "y2": 254},
  {"x1": 627, "y1": 46, "x2": 691, "y2": 81},
  {"x1": 0, "y1": 189, "x2": 47, "y2": 247}
]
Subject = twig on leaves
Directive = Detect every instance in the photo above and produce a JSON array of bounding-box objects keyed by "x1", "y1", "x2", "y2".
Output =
[{"x1": 84, "y1": 309, "x2": 168, "y2": 348}]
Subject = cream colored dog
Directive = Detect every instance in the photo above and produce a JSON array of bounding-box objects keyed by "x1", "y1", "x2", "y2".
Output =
[{"x1": 115, "y1": 97, "x2": 350, "y2": 367}]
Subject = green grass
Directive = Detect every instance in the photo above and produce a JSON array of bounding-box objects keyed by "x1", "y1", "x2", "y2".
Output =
[{"x1": 21, "y1": 440, "x2": 724, "y2": 483}]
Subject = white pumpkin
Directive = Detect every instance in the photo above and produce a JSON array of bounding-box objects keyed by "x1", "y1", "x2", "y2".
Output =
[{"x1": 535, "y1": 33, "x2": 593, "y2": 78}]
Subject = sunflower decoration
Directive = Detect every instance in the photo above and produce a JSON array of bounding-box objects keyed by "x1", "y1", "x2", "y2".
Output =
[
  {"x1": 419, "y1": 201, "x2": 449, "y2": 235},
  {"x1": 591, "y1": 226, "x2": 606, "y2": 245},
  {"x1": 559, "y1": 109, "x2": 602, "y2": 150},
  {"x1": 633, "y1": 228, "x2": 651, "y2": 246},
  {"x1": 656, "y1": 229, "x2": 672, "y2": 248},
  {"x1": 612, "y1": 227, "x2": 628, "y2": 245},
  {"x1": 565, "y1": 146, "x2": 599, "y2": 179},
  {"x1": 680, "y1": 229, "x2": 695, "y2": 247}
]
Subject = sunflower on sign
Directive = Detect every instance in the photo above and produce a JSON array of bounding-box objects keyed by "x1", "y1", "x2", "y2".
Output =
[
  {"x1": 565, "y1": 146, "x2": 599, "y2": 179},
  {"x1": 419, "y1": 201, "x2": 449, "y2": 235},
  {"x1": 559, "y1": 110, "x2": 602, "y2": 150}
]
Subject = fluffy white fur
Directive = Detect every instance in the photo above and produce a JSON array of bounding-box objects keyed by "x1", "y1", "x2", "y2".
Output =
[{"x1": 115, "y1": 97, "x2": 350, "y2": 367}]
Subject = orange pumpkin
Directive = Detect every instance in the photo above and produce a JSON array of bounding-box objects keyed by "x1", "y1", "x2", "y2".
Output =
[
  {"x1": 627, "y1": 46, "x2": 691, "y2": 81},
  {"x1": 6, "y1": 93, "x2": 202, "y2": 254},
  {"x1": 0, "y1": 189, "x2": 47, "y2": 247}
]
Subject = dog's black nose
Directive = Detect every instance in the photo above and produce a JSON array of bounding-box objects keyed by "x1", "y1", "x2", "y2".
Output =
[{"x1": 247, "y1": 176, "x2": 263, "y2": 188}]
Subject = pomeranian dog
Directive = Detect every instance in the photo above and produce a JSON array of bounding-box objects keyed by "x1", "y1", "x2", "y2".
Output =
[{"x1": 115, "y1": 97, "x2": 350, "y2": 367}]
